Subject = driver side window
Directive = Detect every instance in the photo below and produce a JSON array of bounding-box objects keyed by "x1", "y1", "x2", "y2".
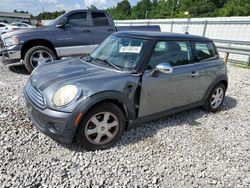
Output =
[
  {"x1": 148, "y1": 41, "x2": 191, "y2": 69},
  {"x1": 67, "y1": 12, "x2": 89, "y2": 27}
]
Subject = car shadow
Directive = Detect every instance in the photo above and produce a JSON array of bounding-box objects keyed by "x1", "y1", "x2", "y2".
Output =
[
  {"x1": 8, "y1": 65, "x2": 30, "y2": 75},
  {"x1": 59, "y1": 96, "x2": 237, "y2": 152}
]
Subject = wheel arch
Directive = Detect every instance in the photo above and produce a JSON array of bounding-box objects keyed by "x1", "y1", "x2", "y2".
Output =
[
  {"x1": 73, "y1": 91, "x2": 137, "y2": 127},
  {"x1": 202, "y1": 75, "x2": 228, "y2": 103},
  {"x1": 21, "y1": 39, "x2": 58, "y2": 59}
]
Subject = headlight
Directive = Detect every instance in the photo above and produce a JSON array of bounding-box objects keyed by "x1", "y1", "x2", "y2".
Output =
[
  {"x1": 4, "y1": 37, "x2": 19, "y2": 47},
  {"x1": 53, "y1": 85, "x2": 80, "y2": 107}
]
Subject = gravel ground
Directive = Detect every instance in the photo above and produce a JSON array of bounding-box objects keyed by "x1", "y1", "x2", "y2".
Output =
[{"x1": 0, "y1": 61, "x2": 249, "y2": 187}]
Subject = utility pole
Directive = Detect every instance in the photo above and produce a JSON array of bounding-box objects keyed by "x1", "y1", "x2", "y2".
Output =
[{"x1": 145, "y1": 10, "x2": 148, "y2": 20}]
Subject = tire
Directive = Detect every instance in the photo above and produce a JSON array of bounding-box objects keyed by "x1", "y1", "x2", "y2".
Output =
[
  {"x1": 76, "y1": 102, "x2": 125, "y2": 151},
  {"x1": 24, "y1": 46, "x2": 56, "y2": 73},
  {"x1": 203, "y1": 83, "x2": 226, "y2": 112}
]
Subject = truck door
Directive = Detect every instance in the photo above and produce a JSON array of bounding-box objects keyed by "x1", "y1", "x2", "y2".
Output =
[
  {"x1": 55, "y1": 11, "x2": 94, "y2": 57},
  {"x1": 90, "y1": 11, "x2": 115, "y2": 44}
]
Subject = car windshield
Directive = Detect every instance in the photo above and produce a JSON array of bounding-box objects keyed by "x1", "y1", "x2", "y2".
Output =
[{"x1": 89, "y1": 35, "x2": 149, "y2": 71}]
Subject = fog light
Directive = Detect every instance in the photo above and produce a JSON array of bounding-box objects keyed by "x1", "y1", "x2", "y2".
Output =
[{"x1": 48, "y1": 122, "x2": 58, "y2": 134}]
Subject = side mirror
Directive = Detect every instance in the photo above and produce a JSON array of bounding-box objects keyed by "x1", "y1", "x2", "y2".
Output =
[
  {"x1": 156, "y1": 63, "x2": 173, "y2": 74},
  {"x1": 56, "y1": 17, "x2": 68, "y2": 28}
]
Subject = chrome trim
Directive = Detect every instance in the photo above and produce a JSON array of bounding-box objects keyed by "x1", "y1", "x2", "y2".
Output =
[
  {"x1": 2, "y1": 50, "x2": 21, "y2": 61},
  {"x1": 5, "y1": 61, "x2": 24, "y2": 67},
  {"x1": 156, "y1": 63, "x2": 173, "y2": 74},
  {"x1": 55, "y1": 45, "x2": 98, "y2": 57},
  {"x1": 26, "y1": 82, "x2": 46, "y2": 109}
]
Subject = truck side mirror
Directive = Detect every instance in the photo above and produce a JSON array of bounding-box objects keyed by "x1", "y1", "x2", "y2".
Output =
[{"x1": 56, "y1": 17, "x2": 68, "y2": 28}]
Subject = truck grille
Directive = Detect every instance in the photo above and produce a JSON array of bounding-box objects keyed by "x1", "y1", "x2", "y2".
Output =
[{"x1": 26, "y1": 82, "x2": 46, "y2": 109}]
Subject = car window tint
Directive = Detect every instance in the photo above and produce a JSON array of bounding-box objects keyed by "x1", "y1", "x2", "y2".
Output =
[
  {"x1": 68, "y1": 12, "x2": 88, "y2": 27},
  {"x1": 148, "y1": 41, "x2": 191, "y2": 69},
  {"x1": 193, "y1": 42, "x2": 218, "y2": 62},
  {"x1": 91, "y1": 12, "x2": 109, "y2": 26}
]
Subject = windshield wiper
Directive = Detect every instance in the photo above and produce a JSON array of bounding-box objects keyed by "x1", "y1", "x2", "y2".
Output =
[
  {"x1": 80, "y1": 55, "x2": 93, "y2": 62},
  {"x1": 94, "y1": 58, "x2": 122, "y2": 71}
]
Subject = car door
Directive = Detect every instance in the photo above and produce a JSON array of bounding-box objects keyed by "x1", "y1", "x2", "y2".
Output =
[
  {"x1": 55, "y1": 11, "x2": 94, "y2": 56},
  {"x1": 190, "y1": 41, "x2": 223, "y2": 99},
  {"x1": 138, "y1": 40, "x2": 202, "y2": 117},
  {"x1": 90, "y1": 11, "x2": 115, "y2": 44}
]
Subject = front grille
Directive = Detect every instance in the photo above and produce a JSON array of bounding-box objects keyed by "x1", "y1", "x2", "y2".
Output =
[{"x1": 26, "y1": 82, "x2": 46, "y2": 109}]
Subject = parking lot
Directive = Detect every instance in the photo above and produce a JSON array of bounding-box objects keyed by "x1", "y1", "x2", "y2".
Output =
[{"x1": 0, "y1": 59, "x2": 249, "y2": 187}]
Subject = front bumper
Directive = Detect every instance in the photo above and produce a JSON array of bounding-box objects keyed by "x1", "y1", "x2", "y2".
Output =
[
  {"x1": 24, "y1": 89, "x2": 78, "y2": 144},
  {"x1": 1, "y1": 45, "x2": 22, "y2": 66}
]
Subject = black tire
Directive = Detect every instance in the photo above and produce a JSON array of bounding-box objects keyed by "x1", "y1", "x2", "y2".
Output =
[
  {"x1": 24, "y1": 46, "x2": 56, "y2": 73},
  {"x1": 76, "y1": 102, "x2": 125, "y2": 151},
  {"x1": 203, "y1": 83, "x2": 226, "y2": 112}
]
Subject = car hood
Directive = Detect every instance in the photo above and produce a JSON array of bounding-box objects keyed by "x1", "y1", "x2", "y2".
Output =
[
  {"x1": 28, "y1": 57, "x2": 140, "y2": 113},
  {"x1": 30, "y1": 57, "x2": 131, "y2": 92}
]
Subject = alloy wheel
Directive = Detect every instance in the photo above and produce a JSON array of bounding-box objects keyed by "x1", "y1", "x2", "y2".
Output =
[
  {"x1": 30, "y1": 50, "x2": 53, "y2": 68},
  {"x1": 84, "y1": 112, "x2": 119, "y2": 145},
  {"x1": 210, "y1": 87, "x2": 224, "y2": 109}
]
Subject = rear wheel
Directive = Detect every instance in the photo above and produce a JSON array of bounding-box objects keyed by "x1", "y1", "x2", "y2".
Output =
[
  {"x1": 203, "y1": 83, "x2": 226, "y2": 112},
  {"x1": 24, "y1": 46, "x2": 56, "y2": 73},
  {"x1": 76, "y1": 102, "x2": 125, "y2": 151}
]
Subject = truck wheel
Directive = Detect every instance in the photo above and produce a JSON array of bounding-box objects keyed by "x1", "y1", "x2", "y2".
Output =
[
  {"x1": 24, "y1": 46, "x2": 56, "y2": 73},
  {"x1": 203, "y1": 83, "x2": 226, "y2": 112},
  {"x1": 76, "y1": 102, "x2": 125, "y2": 151}
]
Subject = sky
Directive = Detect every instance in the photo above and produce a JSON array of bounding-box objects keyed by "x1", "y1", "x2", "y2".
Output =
[{"x1": 0, "y1": 0, "x2": 139, "y2": 16}]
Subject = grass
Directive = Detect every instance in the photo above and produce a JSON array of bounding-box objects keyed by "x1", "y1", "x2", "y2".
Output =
[
  {"x1": 229, "y1": 63, "x2": 250, "y2": 69},
  {"x1": 224, "y1": 59, "x2": 250, "y2": 69}
]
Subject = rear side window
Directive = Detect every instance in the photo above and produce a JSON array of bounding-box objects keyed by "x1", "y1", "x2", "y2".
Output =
[
  {"x1": 0, "y1": 24, "x2": 4, "y2": 27},
  {"x1": 91, "y1": 12, "x2": 109, "y2": 26},
  {"x1": 192, "y1": 42, "x2": 218, "y2": 62},
  {"x1": 68, "y1": 12, "x2": 88, "y2": 27},
  {"x1": 148, "y1": 41, "x2": 191, "y2": 68}
]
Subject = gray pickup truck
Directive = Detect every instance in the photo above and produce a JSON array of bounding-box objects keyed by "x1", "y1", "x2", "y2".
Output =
[{"x1": 0, "y1": 10, "x2": 160, "y2": 72}]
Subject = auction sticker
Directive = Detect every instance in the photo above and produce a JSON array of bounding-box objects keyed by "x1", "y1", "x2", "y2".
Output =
[{"x1": 119, "y1": 46, "x2": 142, "y2": 53}]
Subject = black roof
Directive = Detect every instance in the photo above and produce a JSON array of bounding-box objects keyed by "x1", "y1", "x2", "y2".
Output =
[{"x1": 116, "y1": 31, "x2": 212, "y2": 41}]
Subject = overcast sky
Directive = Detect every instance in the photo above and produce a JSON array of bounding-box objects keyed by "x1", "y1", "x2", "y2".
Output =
[{"x1": 0, "y1": 0, "x2": 139, "y2": 16}]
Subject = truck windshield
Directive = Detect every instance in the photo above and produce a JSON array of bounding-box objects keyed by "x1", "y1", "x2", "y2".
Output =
[
  {"x1": 89, "y1": 35, "x2": 149, "y2": 71},
  {"x1": 46, "y1": 14, "x2": 65, "y2": 26}
]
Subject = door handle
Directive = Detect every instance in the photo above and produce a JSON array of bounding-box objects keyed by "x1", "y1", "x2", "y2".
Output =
[
  {"x1": 82, "y1": 30, "x2": 90, "y2": 33},
  {"x1": 108, "y1": 29, "x2": 114, "y2": 32},
  {"x1": 190, "y1": 71, "x2": 199, "y2": 77}
]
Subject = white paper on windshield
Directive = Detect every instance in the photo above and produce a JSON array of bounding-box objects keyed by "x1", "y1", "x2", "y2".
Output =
[{"x1": 119, "y1": 46, "x2": 142, "y2": 53}]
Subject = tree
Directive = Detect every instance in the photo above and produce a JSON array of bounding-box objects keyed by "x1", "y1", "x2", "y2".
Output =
[
  {"x1": 87, "y1": 4, "x2": 98, "y2": 10},
  {"x1": 131, "y1": 0, "x2": 153, "y2": 19},
  {"x1": 211, "y1": 0, "x2": 228, "y2": 9},
  {"x1": 179, "y1": 0, "x2": 217, "y2": 17},
  {"x1": 107, "y1": 0, "x2": 131, "y2": 20},
  {"x1": 116, "y1": 0, "x2": 131, "y2": 19},
  {"x1": 36, "y1": 11, "x2": 65, "y2": 20},
  {"x1": 222, "y1": 0, "x2": 250, "y2": 16}
]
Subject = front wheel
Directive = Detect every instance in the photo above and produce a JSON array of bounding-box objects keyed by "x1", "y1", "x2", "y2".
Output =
[
  {"x1": 203, "y1": 83, "x2": 226, "y2": 112},
  {"x1": 24, "y1": 46, "x2": 56, "y2": 73},
  {"x1": 76, "y1": 102, "x2": 125, "y2": 151}
]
